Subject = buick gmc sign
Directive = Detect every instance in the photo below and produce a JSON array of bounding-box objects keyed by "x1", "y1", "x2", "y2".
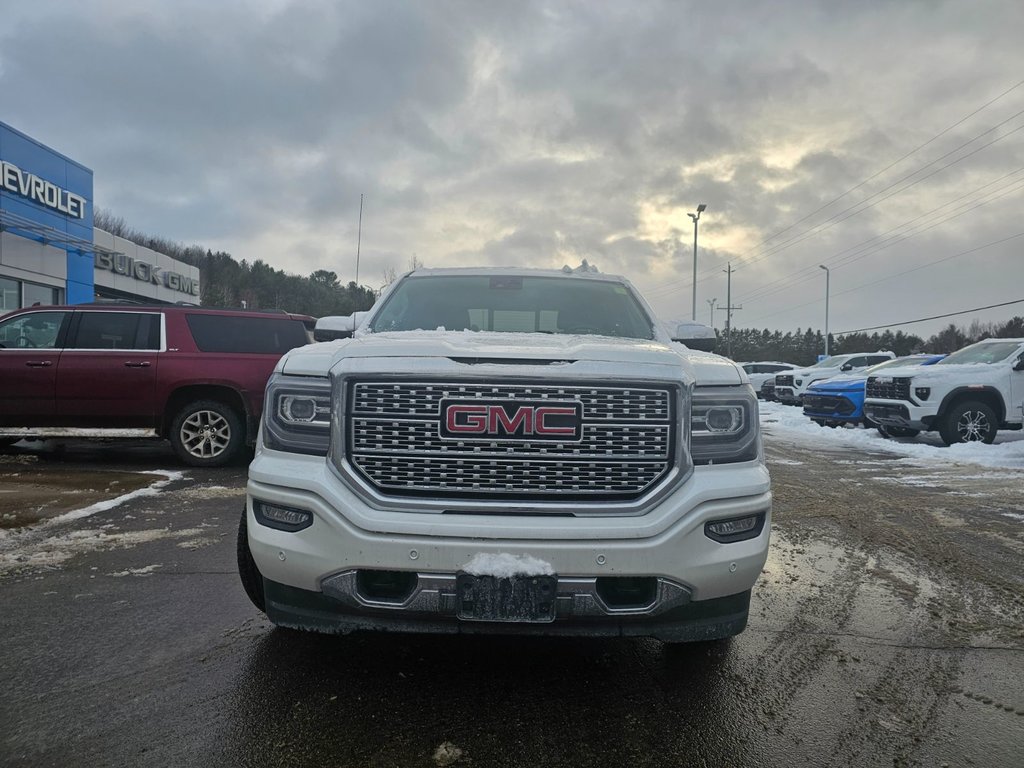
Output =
[
  {"x1": 94, "y1": 252, "x2": 201, "y2": 297},
  {"x1": 0, "y1": 159, "x2": 87, "y2": 219}
]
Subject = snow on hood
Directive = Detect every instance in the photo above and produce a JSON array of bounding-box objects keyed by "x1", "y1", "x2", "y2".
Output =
[
  {"x1": 807, "y1": 373, "x2": 866, "y2": 390},
  {"x1": 280, "y1": 331, "x2": 745, "y2": 385},
  {"x1": 886, "y1": 361, "x2": 1012, "y2": 383}
]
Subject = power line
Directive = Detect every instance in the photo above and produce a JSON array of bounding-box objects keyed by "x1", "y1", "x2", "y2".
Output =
[
  {"x1": 725, "y1": 77, "x2": 1024, "y2": 262},
  {"x1": 641, "y1": 80, "x2": 1024, "y2": 301},
  {"x1": 742, "y1": 231, "x2": 1024, "y2": 325},
  {"x1": 736, "y1": 172, "x2": 1024, "y2": 305},
  {"x1": 835, "y1": 298, "x2": 1024, "y2": 335}
]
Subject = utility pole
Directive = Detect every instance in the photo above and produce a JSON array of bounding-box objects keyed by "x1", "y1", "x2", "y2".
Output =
[
  {"x1": 687, "y1": 203, "x2": 706, "y2": 320},
  {"x1": 706, "y1": 298, "x2": 717, "y2": 328},
  {"x1": 355, "y1": 193, "x2": 364, "y2": 286},
  {"x1": 720, "y1": 262, "x2": 742, "y2": 358},
  {"x1": 819, "y1": 264, "x2": 830, "y2": 356}
]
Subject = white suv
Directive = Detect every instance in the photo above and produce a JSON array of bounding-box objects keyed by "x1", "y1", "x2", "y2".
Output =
[
  {"x1": 237, "y1": 267, "x2": 771, "y2": 644},
  {"x1": 773, "y1": 351, "x2": 895, "y2": 405},
  {"x1": 864, "y1": 338, "x2": 1024, "y2": 444},
  {"x1": 739, "y1": 362, "x2": 797, "y2": 396}
]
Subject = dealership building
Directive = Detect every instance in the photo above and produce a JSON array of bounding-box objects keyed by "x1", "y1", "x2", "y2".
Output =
[{"x1": 1, "y1": 120, "x2": 200, "y2": 312}]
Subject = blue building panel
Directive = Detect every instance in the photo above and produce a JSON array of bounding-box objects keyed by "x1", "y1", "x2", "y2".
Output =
[{"x1": 1, "y1": 121, "x2": 95, "y2": 302}]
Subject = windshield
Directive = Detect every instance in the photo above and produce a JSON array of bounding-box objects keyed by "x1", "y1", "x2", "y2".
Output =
[
  {"x1": 938, "y1": 340, "x2": 1023, "y2": 365},
  {"x1": 368, "y1": 275, "x2": 655, "y2": 339},
  {"x1": 866, "y1": 356, "x2": 933, "y2": 373},
  {"x1": 808, "y1": 356, "x2": 843, "y2": 368}
]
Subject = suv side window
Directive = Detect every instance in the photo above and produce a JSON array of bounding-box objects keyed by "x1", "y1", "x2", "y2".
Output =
[
  {"x1": 865, "y1": 355, "x2": 892, "y2": 366},
  {"x1": 0, "y1": 311, "x2": 68, "y2": 349},
  {"x1": 185, "y1": 314, "x2": 309, "y2": 354},
  {"x1": 844, "y1": 356, "x2": 867, "y2": 368},
  {"x1": 69, "y1": 312, "x2": 161, "y2": 350}
]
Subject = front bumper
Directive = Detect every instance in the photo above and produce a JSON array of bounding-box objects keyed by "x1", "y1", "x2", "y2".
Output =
[
  {"x1": 245, "y1": 447, "x2": 771, "y2": 637},
  {"x1": 774, "y1": 386, "x2": 800, "y2": 403},
  {"x1": 863, "y1": 399, "x2": 933, "y2": 430},
  {"x1": 263, "y1": 577, "x2": 752, "y2": 642},
  {"x1": 802, "y1": 392, "x2": 861, "y2": 422}
]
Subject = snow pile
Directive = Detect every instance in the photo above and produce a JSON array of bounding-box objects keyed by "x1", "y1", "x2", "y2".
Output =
[
  {"x1": 44, "y1": 470, "x2": 184, "y2": 527},
  {"x1": 760, "y1": 401, "x2": 1024, "y2": 470},
  {"x1": 109, "y1": 564, "x2": 162, "y2": 577},
  {"x1": 462, "y1": 553, "x2": 554, "y2": 578}
]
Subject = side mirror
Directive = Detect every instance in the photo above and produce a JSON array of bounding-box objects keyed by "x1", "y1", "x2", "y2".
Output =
[
  {"x1": 840, "y1": 363, "x2": 853, "y2": 372},
  {"x1": 314, "y1": 314, "x2": 357, "y2": 342},
  {"x1": 671, "y1": 322, "x2": 717, "y2": 352},
  {"x1": 1013, "y1": 355, "x2": 1024, "y2": 372}
]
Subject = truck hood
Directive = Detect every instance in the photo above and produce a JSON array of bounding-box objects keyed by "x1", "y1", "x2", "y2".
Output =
[
  {"x1": 873, "y1": 362, "x2": 1006, "y2": 383},
  {"x1": 795, "y1": 367, "x2": 840, "y2": 379},
  {"x1": 280, "y1": 331, "x2": 745, "y2": 385},
  {"x1": 807, "y1": 374, "x2": 866, "y2": 391}
]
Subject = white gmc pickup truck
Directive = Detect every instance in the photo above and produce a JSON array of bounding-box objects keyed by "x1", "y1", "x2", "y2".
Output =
[{"x1": 238, "y1": 267, "x2": 771, "y2": 644}]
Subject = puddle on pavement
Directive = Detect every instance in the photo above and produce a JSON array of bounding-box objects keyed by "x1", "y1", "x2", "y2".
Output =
[{"x1": 0, "y1": 466, "x2": 155, "y2": 529}]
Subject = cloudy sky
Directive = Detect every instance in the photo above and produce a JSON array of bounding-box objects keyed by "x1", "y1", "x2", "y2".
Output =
[{"x1": 2, "y1": 0, "x2": 1023, "y2": 337}]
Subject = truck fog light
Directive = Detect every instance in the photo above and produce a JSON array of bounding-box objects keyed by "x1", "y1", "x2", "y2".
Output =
[
  {"x1": 705, "y1": 406, "x2": 742, "y2": 433},
  {"x1": 705, "y1": 513, "x2": 765, "y2": 543},
  {"x1": 795, "y1": 379, "x2": 803, "y2": 385},
  {"x1": 281, "y1": 396, "x2": 319, "y2": 423},
  {"x1": 915, "y1": 387, "x2": 931, "y2": 400},
  {"x1": 254, "y1": 500, "x2": 313, "y2": 532}
]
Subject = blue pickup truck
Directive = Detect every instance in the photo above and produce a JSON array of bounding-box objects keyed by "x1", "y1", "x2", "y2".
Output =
[{"x1": 802, "y1": 354, "x2": 945, "y2": 431}]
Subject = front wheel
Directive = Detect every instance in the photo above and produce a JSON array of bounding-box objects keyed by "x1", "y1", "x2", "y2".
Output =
[
  {"x1": 939, "y1": 401, "x2": 997, "y2": 445},
  {"x1": 169, "y1": 399, "x2": 244, "y2": 467}
]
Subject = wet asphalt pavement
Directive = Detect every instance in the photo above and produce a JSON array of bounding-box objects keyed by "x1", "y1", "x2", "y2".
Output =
[{"x1": 1, "y1": 433, "x2": 1023, "y2": 767}]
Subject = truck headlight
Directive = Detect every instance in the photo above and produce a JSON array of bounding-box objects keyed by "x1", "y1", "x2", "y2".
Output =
[
  {"x1": 264, "y1": 374, "x2": 332, "y2": 455},
  {"x1": 690, "y1": 385, "x2": 760, "y2": 464}
]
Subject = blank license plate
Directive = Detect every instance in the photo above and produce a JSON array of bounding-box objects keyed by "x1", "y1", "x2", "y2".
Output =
[{"x1": 456, "y1": 573, "x2": 558, "y2": 623}]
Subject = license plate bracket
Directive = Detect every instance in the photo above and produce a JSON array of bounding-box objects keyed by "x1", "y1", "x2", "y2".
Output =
[{"x1": 455, "y1": 573, "x2": 558, "y2": 623}]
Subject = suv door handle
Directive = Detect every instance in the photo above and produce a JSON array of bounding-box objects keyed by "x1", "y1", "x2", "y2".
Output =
[
  {"x1": 25, "y1": 360, "x2": 53, "y2": 367},
  {"x1": 124, "y1": 361, "x2": 152, "y2": 368}
]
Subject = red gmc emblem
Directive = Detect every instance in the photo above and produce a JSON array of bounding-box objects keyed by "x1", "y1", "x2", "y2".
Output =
[{"x1": 440, "y1": 399, "x2": 583, "y2": 441}]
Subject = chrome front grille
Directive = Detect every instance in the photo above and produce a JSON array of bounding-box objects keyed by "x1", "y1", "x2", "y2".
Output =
[
  {"x1": 351, "y1": 382, "x2": 671, "y2": 421},
  {"x1": 775, "y1": 375, "x2": 794, "y2": 387},
  {"x1": 346, "y1": 380, "x2": 679, "y2": 500}
]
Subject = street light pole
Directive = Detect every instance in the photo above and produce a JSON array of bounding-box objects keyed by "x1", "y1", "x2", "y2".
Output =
[
  {"x1": 687, "y1": 203, "x2": 707, "y2": 321},
  {"x1": 706, "y1": 298, "x2": 717, "y2": 328},
  {"x1": 819, "y1": 264, "x2": 830, "y2": 357}
]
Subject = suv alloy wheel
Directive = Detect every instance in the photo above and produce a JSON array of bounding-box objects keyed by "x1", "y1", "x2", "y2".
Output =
[
  {"x1": 940, "y1": 400, "x2": 997, "y2": 445},
  {"x1": 170, "y1": 399, "x2": 244, "y2": 466}
]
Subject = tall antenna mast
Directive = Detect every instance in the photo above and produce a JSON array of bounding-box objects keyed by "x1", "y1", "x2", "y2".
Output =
[{"x1": 355, "y1": 193, "x2": 364, "y2": 286}]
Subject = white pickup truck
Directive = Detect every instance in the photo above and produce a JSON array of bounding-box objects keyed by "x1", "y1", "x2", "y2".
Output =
[
  {"x1": 237, "y1": 267, "x2": 771, "y2": 644},
  {"x1": 864, "y1": 337, "x2": 1024, "y2": 444}
]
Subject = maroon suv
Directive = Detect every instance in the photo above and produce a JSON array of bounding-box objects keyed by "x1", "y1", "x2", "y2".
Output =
[{"x1": 0, "y1": 304, "x2": 314, "y2": 466}]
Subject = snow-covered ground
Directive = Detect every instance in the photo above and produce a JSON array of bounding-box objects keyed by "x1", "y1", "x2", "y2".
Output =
[{"x1": 760, "y1": 400, "x2": 1024, "y2": 471}]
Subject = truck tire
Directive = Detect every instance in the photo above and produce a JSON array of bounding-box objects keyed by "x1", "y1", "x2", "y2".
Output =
[
  {"x1": 939, "y1": 400, "x2": 997, "y2": 445},
  {"x1": 169, "y1": 399, "x2": 244, "y2": 467},
  {"x1": 237, "y1": 507, "x2": 266, "y2": 612}
]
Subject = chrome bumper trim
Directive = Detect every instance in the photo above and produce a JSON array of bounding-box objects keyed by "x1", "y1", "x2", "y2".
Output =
[{"x1": 320, "y1": 570, "x2": 692, "y2": 618}]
